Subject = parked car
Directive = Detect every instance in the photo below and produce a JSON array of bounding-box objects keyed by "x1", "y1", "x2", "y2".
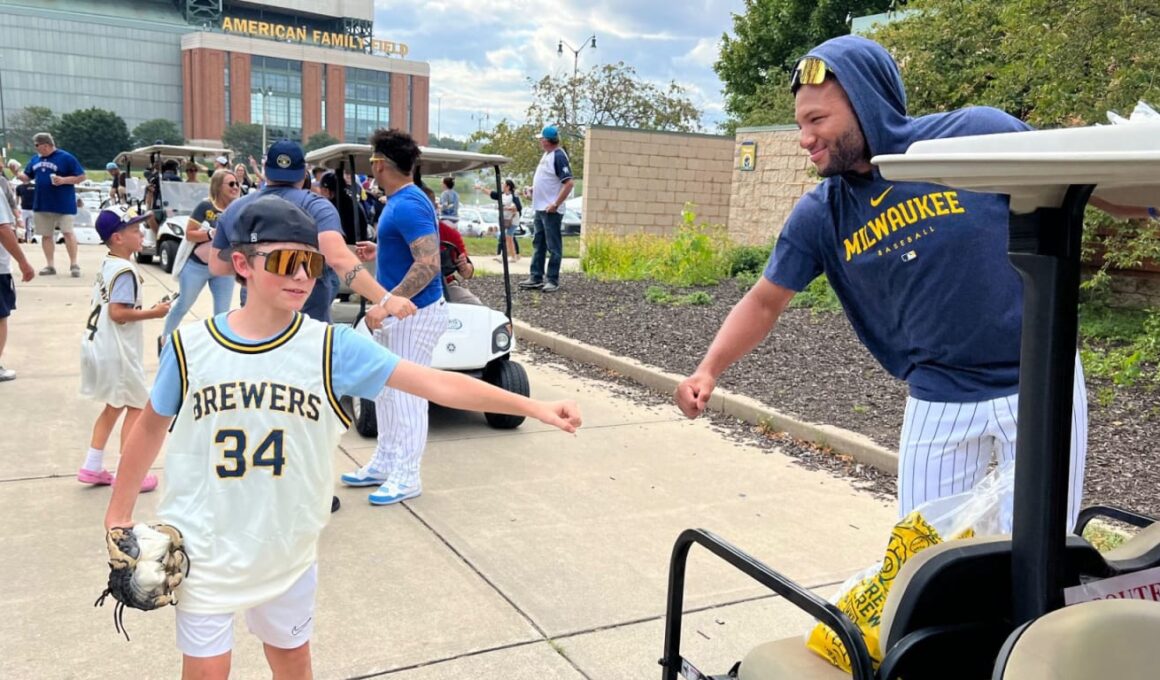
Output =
[
  {"x1": 562, "y1": 207, "x2": 582, "y2": 235},
  {"x1": 457, "y1": 208, "x2": 488, "y2": 237},
  {"x1": 477, "y1": 205, "x2": 501, "y2": 235}
]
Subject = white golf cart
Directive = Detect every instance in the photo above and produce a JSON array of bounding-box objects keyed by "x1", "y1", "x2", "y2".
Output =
[
  {"x1": 303, "y1": 144, "x2": 528, "y2": 436},
  {"x1": 112, "y1": 145, "x2": 232, "y2": 273}
]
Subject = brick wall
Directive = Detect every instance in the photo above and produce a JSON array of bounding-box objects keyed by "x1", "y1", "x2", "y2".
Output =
[
  {"x1": 581, "y1": 126, "x2": 734, "y2": 237},
  {"x1": 727, "y1": 126, "x2": 817, "y2": 246}
]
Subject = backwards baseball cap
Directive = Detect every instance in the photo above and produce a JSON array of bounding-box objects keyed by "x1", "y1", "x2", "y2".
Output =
[
  {"x1": 95, "y1": 206, "x2": 149, "y2": 243},
  {"x1": 105, "y1": 162, "x2": 118, "y2": 171},
  {"x1": 229, "y1": 195, "x2": 319, "y2": 250},
  {"x1": 264, "y1": 139, "x2": 306, "y2": 183},
  {"x1": 536, "y1": 125, "x2": 560, "y2": 141}
]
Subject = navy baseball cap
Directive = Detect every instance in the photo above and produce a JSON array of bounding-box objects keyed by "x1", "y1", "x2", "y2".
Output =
[
  {"x1": 536, "y1": 125, "x2": 560, "y2": 141},
  {"x1": 230, "y1": 195, "x2": 319, "y2": 249},
  {"x1": 95, "y1": 206, "x2": 149, "y2": 243},
  {"x1": 264, "y1": 139, "x2": 306, "y2": 183}
]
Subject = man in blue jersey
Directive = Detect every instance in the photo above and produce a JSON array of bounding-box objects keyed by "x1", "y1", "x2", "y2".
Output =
[
  {"x1": 676, "y1": 35, "x2": 1092, "y2": 530},
  {"x1": 20, "y1": 133, "x2": 85, "y2": 276},
  {"x1": 519, "y1": 125, "x2": 574, "y2": 293}
]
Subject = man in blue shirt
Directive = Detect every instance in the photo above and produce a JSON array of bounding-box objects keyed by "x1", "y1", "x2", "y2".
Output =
[
  {"x1": 339, "y1": 128, "x2": 446, "y2": 506},
  {"x1": 20, "y1": 133, "x2": 85, "y2": 276},
  {"x1": 209, "y1": 140, "x2": 413, "y2": 327},
  {"x1": 675, "y1": 36, "x2": 1093, "y2": 531}
]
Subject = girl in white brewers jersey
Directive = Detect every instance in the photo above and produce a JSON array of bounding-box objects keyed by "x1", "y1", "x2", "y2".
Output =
[
  {"x1": 77, "y1": 208, "x2": 169, "y2": 490},
  {"x1": 104, "y1": 195, "x2": 581, "y2": 678}
]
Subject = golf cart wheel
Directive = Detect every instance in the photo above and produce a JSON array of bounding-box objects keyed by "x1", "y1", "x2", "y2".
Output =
[
  {"x1": 352, "y1": 395, "x2": 377, "y2": 438},
  {"x1": 159, "y1": 240, "x2": 179, "y2": 273},
  {"x1": 483, "y1": 360, "x2": 529, "y2": 429}
]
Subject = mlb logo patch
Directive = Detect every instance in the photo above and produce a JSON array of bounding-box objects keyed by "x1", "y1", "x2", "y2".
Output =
[{"x1": 901, "y1": 250, "x2": 917, "y2": 262}]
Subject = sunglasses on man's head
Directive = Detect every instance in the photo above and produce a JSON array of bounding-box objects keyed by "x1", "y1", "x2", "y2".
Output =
[
  {"x1": 791, "y1": 57, "x2": 830, "y2": 92},
  {"x1": 254, "y1": 249, "x2": 325, "y2": 278}
]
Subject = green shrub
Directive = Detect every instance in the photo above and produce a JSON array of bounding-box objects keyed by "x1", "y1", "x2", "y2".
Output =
[
  {"x1": 727, "y1": 244, "x2": 770, "y2": 277},
  {"x1": 735, "y1": 270, "x2": 761, "y2": 292},
  {"x1": 789, "y1": 276, "x2": 842, "y2": 313},
  {"x1": 679, "y1": 291, "x2": 714, "y2": 306},
  {"x1": 1078, "y1": 303, "x2": 1159, "y2": 389},
  {"x1": 645, "y1": 285, "x2": 672, "y2": 304}
]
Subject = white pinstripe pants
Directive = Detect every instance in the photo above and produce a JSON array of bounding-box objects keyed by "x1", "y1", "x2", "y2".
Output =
[
  {"x1": 369, "y1": 300, "x2": 448, "y2": 486},
  {"x1": 897, "y1": 356, "x2": 1088, "y2": 532}
]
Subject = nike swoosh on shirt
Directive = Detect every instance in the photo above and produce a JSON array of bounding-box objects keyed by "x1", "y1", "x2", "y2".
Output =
[{"x1": 870, "y1": 186, "x2": 894, "y2": 207}]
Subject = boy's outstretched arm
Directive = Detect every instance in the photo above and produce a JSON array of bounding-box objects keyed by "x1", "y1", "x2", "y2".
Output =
[
  {"x1": 105, "y1": 404, "x2": 171, "y2": 529},
  {"x1": 387, "y1": 361, "x2": 582, "y2": 433}
]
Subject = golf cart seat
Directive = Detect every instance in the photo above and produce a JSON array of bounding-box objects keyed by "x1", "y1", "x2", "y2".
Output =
[
  {"x1": 737, "y1": 535, "x2": 1110, "y2": 680},
  {"x1": 992, "y1": 599, "x2": 1160, "y2": 679}
]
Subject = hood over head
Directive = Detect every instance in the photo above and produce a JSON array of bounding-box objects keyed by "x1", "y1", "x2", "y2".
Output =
[{"x1": 800, "y1": 35, "x2": 913, "y2": 158}]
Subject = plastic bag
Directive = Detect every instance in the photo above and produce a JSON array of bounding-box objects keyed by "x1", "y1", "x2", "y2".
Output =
[
  {"x1": 1107, "y1": 100, "x2": 1160, "y2": 125},
  {"x1": 805, "y1": 461, "x2": 1015, "y2": 673}
]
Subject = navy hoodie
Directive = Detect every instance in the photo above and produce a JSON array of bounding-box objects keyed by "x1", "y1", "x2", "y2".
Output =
[{"x1": 764, "y1": 35, "x2": 1030, "y2": 402}]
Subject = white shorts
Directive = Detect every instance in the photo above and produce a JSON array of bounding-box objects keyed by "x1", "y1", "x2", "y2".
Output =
[
  {"x1": 175, "y1": 564, "x2": 318, "y2": 658},
  {"x1": 33, "y1": 212, "x2": 74, "y2": 236}
]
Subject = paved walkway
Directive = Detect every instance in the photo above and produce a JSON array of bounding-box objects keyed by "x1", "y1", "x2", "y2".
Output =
[{"x1": 0, "y1": 244, "x2": 893, "y2": 678}]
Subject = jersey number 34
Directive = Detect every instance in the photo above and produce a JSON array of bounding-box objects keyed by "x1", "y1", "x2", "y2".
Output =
[{"x1": 215, "y1": 429, "x2": 285, "y2": 478}]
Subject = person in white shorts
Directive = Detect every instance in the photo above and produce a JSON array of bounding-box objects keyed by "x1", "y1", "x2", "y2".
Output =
[
  {"x1": 19, "y1": 132, "x2": 86, "y2": 276},
  {"x1": 78, "y1": 207, "x2": 169, "y2": 490},
  {"x1": 104, "y1": 195, "x2": 582, "y2": 676}
]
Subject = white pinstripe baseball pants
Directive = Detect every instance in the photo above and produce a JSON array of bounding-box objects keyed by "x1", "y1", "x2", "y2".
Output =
[
  {"x1": 898, "y1": 356, "x2": 1088, "y2": 532},
  {"x1": 369, "y1": 299, "x2": 448, "y2": 487}
]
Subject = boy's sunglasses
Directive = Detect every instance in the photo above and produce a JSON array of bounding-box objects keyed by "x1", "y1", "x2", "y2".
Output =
[
  {"x1": 790, "y1": 56, "x2": 829, "y2": 92},
  {"x1": 254, "y1": 249, "x2": 325, "y2": 278}
]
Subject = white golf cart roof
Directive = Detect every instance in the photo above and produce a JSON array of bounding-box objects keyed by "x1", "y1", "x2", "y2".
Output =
[
  {"x1": 873, "y1": 123, "x2": 1160, "y2": 212},
  {"x1": 114, "y1": 144, "x2": 233, "y2": 167},
  {"x1": 305, "y1": 143, "x2": 509, "y2": 176}
]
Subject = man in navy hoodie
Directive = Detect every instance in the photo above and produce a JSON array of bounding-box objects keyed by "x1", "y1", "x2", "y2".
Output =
[{"x1": 675, "y1": 35, "x2": 1089, "y2": 530}]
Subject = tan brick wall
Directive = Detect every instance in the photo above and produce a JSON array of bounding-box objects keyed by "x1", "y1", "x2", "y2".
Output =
[
  {"x1": 582, "y1": 126, "x2": 734, "y2": 237},
  {"x1": 727, "y1": 127, "x2": 818, "y2": 246}
]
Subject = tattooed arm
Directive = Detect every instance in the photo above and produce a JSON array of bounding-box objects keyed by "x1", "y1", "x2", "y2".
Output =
[{"x1": 392, "y1": 232, "x2": 442, "y2": 298}]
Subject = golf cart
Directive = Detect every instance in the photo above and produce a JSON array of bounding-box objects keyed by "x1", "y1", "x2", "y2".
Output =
[
  {"x1": 113, "y1": 144, "x2": 231, "y2": 272},
  {"x1": 303, "y1": 143, "x2": 527, "y2": 436},
  {"x1": 660, "y1": 124, "x2": 1160, "y2": 680}
]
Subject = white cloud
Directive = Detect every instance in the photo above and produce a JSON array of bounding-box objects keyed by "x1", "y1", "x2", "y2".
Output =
[{"x1": 677, "y1": 37, "x2": 721, "y2": 70}]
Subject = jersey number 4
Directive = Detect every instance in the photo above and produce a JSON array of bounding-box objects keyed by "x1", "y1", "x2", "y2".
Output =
[{"x1": 215, "y1": 429, "x2": 285, "y2": 478}]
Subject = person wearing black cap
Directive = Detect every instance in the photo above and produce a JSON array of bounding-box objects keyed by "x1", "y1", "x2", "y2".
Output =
[
  {"x1": 103, "y1": 194, "x2": 582, "y2": 676},
  {"x1": 209, "y1": 139, "x2": 414, "y2": 328}
]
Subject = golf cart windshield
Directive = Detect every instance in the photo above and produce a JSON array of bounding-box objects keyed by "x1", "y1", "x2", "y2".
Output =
[{"x1": 113, "y1": 144, "x2": 230, "y2": 215}]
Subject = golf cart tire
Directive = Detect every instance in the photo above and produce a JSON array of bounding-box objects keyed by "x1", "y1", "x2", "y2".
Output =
[
  {"x1": 353, "y1": 397, "x2": 377, "y2": 438},
  {"x1": 159, "y1": 239, "x2": 179, "y2": 273},
  {"x1": 137, "y1": 253, "x2": 153, "y2": 264},
  {"x1": 483, "y1": 360, "x2": 529, "y2": 429}
]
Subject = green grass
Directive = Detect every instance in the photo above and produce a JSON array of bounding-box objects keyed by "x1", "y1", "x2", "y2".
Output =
[
  {"x1": 461, "y1": 235, "x2": 580, "y2": 259},
  {"x1": 1078, "y1": 302, "x2": 1159, "y2": 389},
  {"x1": 1082, "y1": 521, "x2": 1131, "y2": 553}
]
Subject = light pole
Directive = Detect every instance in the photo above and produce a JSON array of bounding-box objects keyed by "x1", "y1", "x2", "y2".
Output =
[
  {"x1": 557, "y1": 34, "x2": 596, "y2": 128},
  {"x1": 437, "y1": 95, "x2": 442, "y2": 139},
  {"x1": 0, "y1": 54, "x2": 8, "y2": 154},
  {"x1": 471, "y1": 110, "x2": 490, "y2": 132},
  {"x1": 259, "y1": 86, "x2": 273, "y2": 155}
]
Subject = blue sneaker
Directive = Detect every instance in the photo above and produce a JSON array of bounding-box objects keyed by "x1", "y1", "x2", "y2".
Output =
[
  {"x1": 368, "y1": 481, "x2": 421, "y2": 506},
  {"x1": 341, "y1": 464, "x2": 388, "y2": 487}
]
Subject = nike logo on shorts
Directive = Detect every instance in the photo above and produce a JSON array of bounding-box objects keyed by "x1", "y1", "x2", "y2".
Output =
[
  {"x1": 291, "y1": 616, "x2": 313, "y2": 636},
  {"x1": 870, "y1": 186, "x2": 894, "y2": 207}
]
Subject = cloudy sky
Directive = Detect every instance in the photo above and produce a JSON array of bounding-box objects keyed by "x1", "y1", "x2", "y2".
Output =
[{"x1": 371, "y1": 0, "x2": 745, "y2": 140}]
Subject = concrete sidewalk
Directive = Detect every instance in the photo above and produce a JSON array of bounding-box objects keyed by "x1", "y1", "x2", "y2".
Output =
[{"x1": 0, "y1": 244, "x2": 893, "y2": 679}]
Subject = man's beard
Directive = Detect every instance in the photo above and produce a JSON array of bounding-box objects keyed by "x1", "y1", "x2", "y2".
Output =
[{"x1": 818, "y1": 127, "x2": 870, "y2": 177}]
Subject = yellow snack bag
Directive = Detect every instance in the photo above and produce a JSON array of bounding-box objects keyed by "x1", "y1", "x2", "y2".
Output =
[{"x1": 806, "y1": 512, "x2": 970, "y2": 672}]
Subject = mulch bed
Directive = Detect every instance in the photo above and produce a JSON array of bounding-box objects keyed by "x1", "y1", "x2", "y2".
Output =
[{"x1": 472, "y1": 273, "x2": 1160, "y2": 516}]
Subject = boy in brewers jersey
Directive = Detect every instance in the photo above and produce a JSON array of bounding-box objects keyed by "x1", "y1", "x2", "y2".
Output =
[
  {"x1": 78, "y1": 207, "x2": 169, "y2": 490},
  {"x1": 104, "y1": 195, "x2": 581, "y2": 678}
]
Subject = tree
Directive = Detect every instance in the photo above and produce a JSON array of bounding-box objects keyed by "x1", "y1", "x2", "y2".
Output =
[
  {"x1": 221, "y1": 123, "x2": 265, "y2": 165},
  {"x1": 7, "y1": 106, "x2": 59, "y2": 153},
  {"x1": 714, "y1": 0, "x2": 895, "y2": 126},
  {"x1": 132, "y1": 118, "x2": 185, "y2": 147},
  {"x1": 53, "y1": 108, "x2": 131, "y2": 168},
  {"x1": 467, "y1": 120, "x2": 543, "y2": 180},
  {"x1": 427, "y1": 135, "x2": 468, "y2": 151},
  {"x1": 304, "y1": 131, "x2": 340, "y2": 152}
]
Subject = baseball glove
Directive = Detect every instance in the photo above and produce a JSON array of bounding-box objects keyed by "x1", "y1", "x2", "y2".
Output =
[{"x1": 94, "y1": 523, "x2": 191, "y2": 640}]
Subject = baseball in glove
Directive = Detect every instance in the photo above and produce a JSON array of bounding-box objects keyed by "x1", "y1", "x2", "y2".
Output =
[{"x1": 94, "y1": 523, "x2": 191, "y2": 640}]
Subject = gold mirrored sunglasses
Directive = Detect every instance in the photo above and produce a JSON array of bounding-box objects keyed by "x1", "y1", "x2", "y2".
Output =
[
  {"x1": 254, "y1": 249, "x2": 326, "y2": 279},
  {"x1": 791, "y1": 57, "x2": 829, "y2": 92}
]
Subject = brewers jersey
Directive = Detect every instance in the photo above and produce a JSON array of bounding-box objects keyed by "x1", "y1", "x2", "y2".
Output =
[
  {"x1": 160, "y1": 313, "x2": 352, "y2": 614},
  {"x1": 79, "y1": 255, "x2": 148, "y2": 407}
]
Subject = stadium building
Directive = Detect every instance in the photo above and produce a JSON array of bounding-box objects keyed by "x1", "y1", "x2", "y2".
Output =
[{"x1": 0, "y1": 0, "x2": 429, "y2": 147}]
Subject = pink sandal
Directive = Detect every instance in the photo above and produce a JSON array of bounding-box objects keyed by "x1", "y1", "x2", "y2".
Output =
[{"x1": 77, "y1": 468, "x2": 159, "y2": 492}]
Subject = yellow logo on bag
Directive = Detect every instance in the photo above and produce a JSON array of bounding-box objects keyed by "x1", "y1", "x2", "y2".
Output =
[{"x1": 806, "y1": 512, "x2": 974, "y2": 672}]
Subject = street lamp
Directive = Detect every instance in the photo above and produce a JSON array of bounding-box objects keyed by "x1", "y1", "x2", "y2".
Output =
[
  {"x1": 471, "y1": 110, "x2": 490, "y2": 132},
  {"x1": 557, "y1": 34, "x2": 596, "y2": 128},
  {"x1": 0, "y1": 55, "x2": 8, "y2": 154},
  {"x1": 437, "y1": 95, "x2": 443, "y2": 139},
  {"x1": 259, "y1": 86, "x2": 273, "y2": 155}
]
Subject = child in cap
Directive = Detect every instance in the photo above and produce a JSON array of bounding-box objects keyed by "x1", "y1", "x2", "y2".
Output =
[
  {"x1": 78, "y1": 207, "x2": 171, "y2": 490},
  {"x1": 0, "y1": 191, "x2": 35, "y2": 381},
  {"x1": 104, "y1": 194, "x2": 582, "y2": 675}
]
